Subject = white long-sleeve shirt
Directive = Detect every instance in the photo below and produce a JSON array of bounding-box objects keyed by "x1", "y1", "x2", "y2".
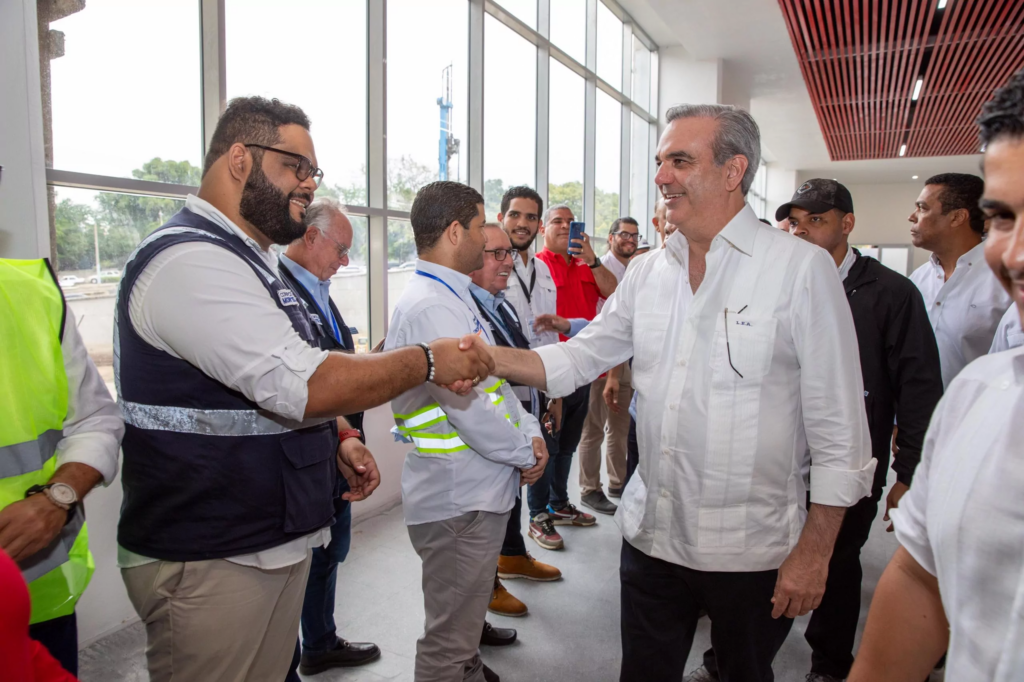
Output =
[
  {"x1": 57, "y1": 307, "x2": 123, "y2": 485},
  {"x1": 910, "y1": 242, "x2": 1012, "y2": 387},
  {"x1": 505, "y1": 252, "x2": 559, "y2": 348},
  {"x1": 536, "y1": 205, "x2": 875, "y2": 572},
  {"x1": 118, "y1": 194, "x2": 331, "y2": 570},
  {"x1": 892, "y1": 346, "x2": 1024, "y2": 680},
  {"x1": 385, "y1": 260, "x2": 542, "y2": 526},
  {"x1": 988, "y1": 304, "x2": 1023, "y2": 353}
]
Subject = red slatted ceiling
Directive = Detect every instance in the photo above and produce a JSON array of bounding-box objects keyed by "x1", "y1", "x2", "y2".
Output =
[{"x1": 777, "y1": 0, "x2": 1024, "y2": 161}]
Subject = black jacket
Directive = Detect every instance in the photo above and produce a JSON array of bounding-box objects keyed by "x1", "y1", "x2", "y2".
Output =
[
  {"x1": 844, "y1": 250, "x2": 943, "y2": 490},
  {"x1": 278, "y1": 260, "x2": 363, "y2": 436}
]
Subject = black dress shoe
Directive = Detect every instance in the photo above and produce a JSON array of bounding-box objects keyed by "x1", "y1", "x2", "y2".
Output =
[
  {"x1": 480, "y1": 621, "x2": 517, "y2": 646},
  {"x1": 483, "y1": 664, "x2": 501, "y2": 682},
  {"x1": 298, "y1": 638, "x2": 382, "y2": 674}
]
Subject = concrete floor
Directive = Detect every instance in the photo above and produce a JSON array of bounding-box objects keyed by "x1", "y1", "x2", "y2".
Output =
[{"x1": 79, "y1": 460, "x2": 902, "y2": 682}]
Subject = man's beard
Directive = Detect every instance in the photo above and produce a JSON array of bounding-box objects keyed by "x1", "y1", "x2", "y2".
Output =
[
  {"x1": 613, "y1": 242, "x2": 636, "y2": 259},
  {"x1": 508, "y1": 230, "x2": 536, "y2": 252},
  {"x1": 238, "y1": 164, "x2": 310, "y2": 246}
]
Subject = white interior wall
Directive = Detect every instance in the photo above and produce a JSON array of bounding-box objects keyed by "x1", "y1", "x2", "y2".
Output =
[
  {"x1": 0, "y1": 0, "x2": 49, "y2": 259},
  {"x1": 657, "y1": 46, "x2": 721, "y2": 121}
]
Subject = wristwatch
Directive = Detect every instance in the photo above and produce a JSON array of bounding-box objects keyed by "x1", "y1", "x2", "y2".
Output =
[
  {"x1": 588, "y1": 258, "x2": 602, "y2": 269},
  {"x1": 25, "y1": 482, "x2": 79, "y2": 513},
  {"x1": 338, "y1": 428, "x2": 362, "y2": 443}
]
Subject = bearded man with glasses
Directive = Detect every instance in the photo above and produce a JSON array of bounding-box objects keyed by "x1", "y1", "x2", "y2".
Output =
[{"x1": 115, "y1": 96, "x2": 492, "y2": 681}]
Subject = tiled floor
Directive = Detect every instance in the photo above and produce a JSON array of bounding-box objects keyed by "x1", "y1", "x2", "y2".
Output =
[{"x1": 79, "y1": 460, "x2": 901, "y2": 682}]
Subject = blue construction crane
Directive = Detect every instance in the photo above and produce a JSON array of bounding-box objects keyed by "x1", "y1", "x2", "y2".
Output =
[{"x1": 437, "y1": 65, "x2": 460, "y2": 181}]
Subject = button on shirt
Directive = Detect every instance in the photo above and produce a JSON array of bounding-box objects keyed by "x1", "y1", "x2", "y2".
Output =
[
  {"x1": 892, "y1": 347, "x2": 1024, "y2": 680},
  {"x1": 505, "y1": 254, "x2": 559, "y2": 348},
  {"x1": 385, "y1": 260, "x2": 542, "y2": 526},
  {"x1": 535, "y1": 205, "x2": 875, "y2": 572},
  {"x1": 536, "y1": 249, "x2": 601, "y2": 341},
  {"x1": 989, "y1": 304, "x2": 1023, "y2": 353},
  {"x1": 910, "y1": 242, "x2": 1012, "y2": 387},
  {"x1": 118, "y1": 194, "x2": 332, "y2": 570}
]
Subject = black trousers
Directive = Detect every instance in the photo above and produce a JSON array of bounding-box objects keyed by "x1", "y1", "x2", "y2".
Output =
[
  {"x1": 804, "y1": 487, "x2": 883, "y2": 677},
  {"x1": 29, "y1": 612, "x2": 78, "y2": 676},
  {"x1": 500, "y1": 492, "x2": 527, "y2": 557},
  {"x1": 625, "y1": 416, "x2": 639, "y2": 486},
  {"x1": 620, "y1": 540, "x2": 793, "y2": 682}
]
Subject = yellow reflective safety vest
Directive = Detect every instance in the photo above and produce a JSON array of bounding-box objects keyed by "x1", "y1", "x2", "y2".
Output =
[
  {"x1": 0, "y1": 258, "x2": 94, "y2": 624},
  {"x1": 394, "y1": 379, "x2": 521, "y2": 456}
]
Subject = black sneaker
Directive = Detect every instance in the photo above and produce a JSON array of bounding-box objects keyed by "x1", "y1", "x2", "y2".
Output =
[
  {"x1": 581, "y1": 490, "x2": 617, "y2": 515},
  {"x1": 298, "y1": 638, "x2": 381, "y2": 674},
  {"x1": 481, "y1": 621, "x2": 517, "y2": 646},
  {"x1": 607, "y1": 486, "x2": 623, "y2": 498}
]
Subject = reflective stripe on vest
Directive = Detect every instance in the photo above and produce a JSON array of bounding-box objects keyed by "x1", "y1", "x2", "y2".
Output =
[
  {"x1": 0, "y1": 258, "x2": 92, "y2": 624},
  {"x1": 0, "y1": 430, "x2": 62, "y2": 478},
  {"x1": 120, "y1": 400, "x2": 331, "y2": 436},
  {"x1": 393, "y1": 380, "x2": 520, "y2": 456}
]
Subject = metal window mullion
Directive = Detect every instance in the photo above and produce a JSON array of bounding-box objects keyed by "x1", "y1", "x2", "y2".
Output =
[
  {"x1": 468, "y1": 0, "x2": 485, "y2": 192},
  {"x1": 583, "y1": 0, "x2": 597, "y2": 228},
  {"x1": 367, "y1": 0, "x2": 388, "y2": 347},
  {"x1": 200, "y1": 0, "x2": 225, "y2": 157},
  {"x1": 646, "y1": 120, "x2": 658, "y2": 232},
  {"x1": 619, "y1": 21, "x2": 632, "y2": 217},
  {"x1": 535, "y1": 0, "x2": 550, "y2": 208}
]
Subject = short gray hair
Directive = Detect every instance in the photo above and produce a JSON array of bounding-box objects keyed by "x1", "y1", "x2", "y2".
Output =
[
  {"x1": 665, "y1": 104, "x2": 761, "y2": 195},
  {"x1": 304, "y1": 197, "x2": 349, "y2": 235},
  {"x1": 544, "y1": 204, "x2": 574, "y2": 222}
]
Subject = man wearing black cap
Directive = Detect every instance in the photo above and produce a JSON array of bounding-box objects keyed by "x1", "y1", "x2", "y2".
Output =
[{"x1": 781, "y1": 179, "x2": 944, "y2": 681}]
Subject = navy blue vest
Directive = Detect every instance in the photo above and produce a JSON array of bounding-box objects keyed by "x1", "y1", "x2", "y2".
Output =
[{"x1": 116, "y1": 208, "x2": 338, "y2": 562}]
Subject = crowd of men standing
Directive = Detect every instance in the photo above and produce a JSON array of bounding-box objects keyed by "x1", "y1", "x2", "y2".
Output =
[{"x1": 2, "y1": 66, "x2": 1023, "y2": 682}]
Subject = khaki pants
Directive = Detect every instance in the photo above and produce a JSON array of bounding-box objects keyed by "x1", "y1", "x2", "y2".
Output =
[
  {"x1": 122, "y1": 552, "x2": 312, "y2": 682},
  {"x1": 407, "y1": 510, "x2": 510, "y2": 682},
  {"x1": 577, "y1": 371, "x2": 634, "y2": 495}
]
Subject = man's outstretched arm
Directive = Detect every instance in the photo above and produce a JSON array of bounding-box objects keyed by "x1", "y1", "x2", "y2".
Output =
[{"x1": 847, "y1": 546, "x2": 948, "y2": 681}]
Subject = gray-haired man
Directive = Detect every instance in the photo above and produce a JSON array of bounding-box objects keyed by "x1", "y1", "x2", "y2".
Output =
[
  {"x1": 279, "y1": 198, "x2": 381, "y2": 677},
  {"x1": 477, "y1": 104, "x2": 875, "y2": 682}
]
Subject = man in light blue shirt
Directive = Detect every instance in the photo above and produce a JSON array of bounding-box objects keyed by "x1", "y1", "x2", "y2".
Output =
[
  {"x1": 385, "y1": 182, "x2": 548, "y2": 682},
  {"x1": 279, "y1": 198, "x2": 381, "y2": 677}
]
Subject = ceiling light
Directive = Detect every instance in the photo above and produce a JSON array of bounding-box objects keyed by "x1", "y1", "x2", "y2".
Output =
[
  {"x1": 899, "y1": 144, "x2": 907, "y2": 157},
  {"x1": 912, "y1": 175, "x2": 919, "y2": 179},
  {"x1": 938, "y1": 0, "x2": 948, "y2": 8},
  {"x1": 912, "y1": 77, "x2": 924, "y2": 101}
]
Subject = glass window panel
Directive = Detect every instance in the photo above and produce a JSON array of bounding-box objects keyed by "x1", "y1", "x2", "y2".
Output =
[
  {"x1": 387, "y1": 0, "x2": 469, "y2": 211},
  {"x1": 650, "y1": 49, "x2": 659, "y2": 115},
  {"x1": 321, "y1": 214, "x2": 369, "y2": 352},
  {"x1": 226, "y1": 0, "x2": 367, "y2": 206},
  {"x1": 631, "y1": 35, "x2": 652, "y2": 114},
  {"x1": 484, "y1": 15, "x2": 537, "y2": 220},
  {"x1": 54, "y1": 186, "x2": 186, "y2": 378},
  {"x1": 550, "y1": 0, "x2": 586, "y2": 65},
  {"x1": 593, "y1": 92, "x2": 621, "y2": 257},
  {"x1": 493, "y1": 0, "x2": 536, "y2": 29},
  {"x1": 629, "y1": 113, "x2": 649, "y2": 227},
  {"x1": 596, "y1": 2, "x2": 623, "y2": 89},
  {"x1": 548, "y1": 59, "x2": 585, "y2": 220},
  {"x1": 46, "y1": 0, "x2": 202, "y2": 180},
  {"x1": 855, "y1": 245, "x2": 881, "y2": 261},
  {"x1": 387, "y1": 219, "x2": 419, "y2": 323}
]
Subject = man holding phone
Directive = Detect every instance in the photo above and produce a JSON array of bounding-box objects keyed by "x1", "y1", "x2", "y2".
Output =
[{"x1": 525, "y1": 206, "x2": 618, "y2": 549}]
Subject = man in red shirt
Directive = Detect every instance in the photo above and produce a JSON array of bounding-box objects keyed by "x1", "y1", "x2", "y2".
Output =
[{"x1": 526, "y1": 205, "x2": 618, "y2": 545}]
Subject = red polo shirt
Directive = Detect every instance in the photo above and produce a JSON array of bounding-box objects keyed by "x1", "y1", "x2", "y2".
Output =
[{"x1": 536, "y1": 249, "x2": 601, "y2": 341}]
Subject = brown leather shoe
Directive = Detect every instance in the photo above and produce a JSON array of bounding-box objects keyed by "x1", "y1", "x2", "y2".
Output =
[
  {"x1": 497, "y1": 552, "x2": 562, "y2": 582},
  {"x1": 488, "y1": 579, "x2": 528, "y2": 617}
]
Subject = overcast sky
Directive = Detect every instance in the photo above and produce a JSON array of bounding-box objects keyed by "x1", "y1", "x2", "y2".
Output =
[{"x1": 50, "y1": 0, "x2": 642, "y2": 218}]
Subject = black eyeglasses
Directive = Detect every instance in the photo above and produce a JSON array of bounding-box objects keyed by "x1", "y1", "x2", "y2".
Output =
[
  {"x1": 615, "y1": 231, "x2": 640, "y2": 242},
  {"x1": 320, "y1": 230, "x2": 350, "y2": 259},
  {"x1": 485, "y1": 248, "x2": 511, "y2": 261},
  {"x1": 245, "y1": 144, "x2": 324, "y2": 188},
  {"x1": 723, "y1": 305, "x2": 748, "y2": 378}
]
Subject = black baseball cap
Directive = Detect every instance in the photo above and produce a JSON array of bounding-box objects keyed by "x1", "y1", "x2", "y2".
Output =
[{"x1": 775, "y1": 178, "x2": 855, "y2": 222}]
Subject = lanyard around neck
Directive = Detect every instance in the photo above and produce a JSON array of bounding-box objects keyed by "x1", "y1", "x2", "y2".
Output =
[{"x1": 415, "y1": 270, "x2": 486, "y2": 336}]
